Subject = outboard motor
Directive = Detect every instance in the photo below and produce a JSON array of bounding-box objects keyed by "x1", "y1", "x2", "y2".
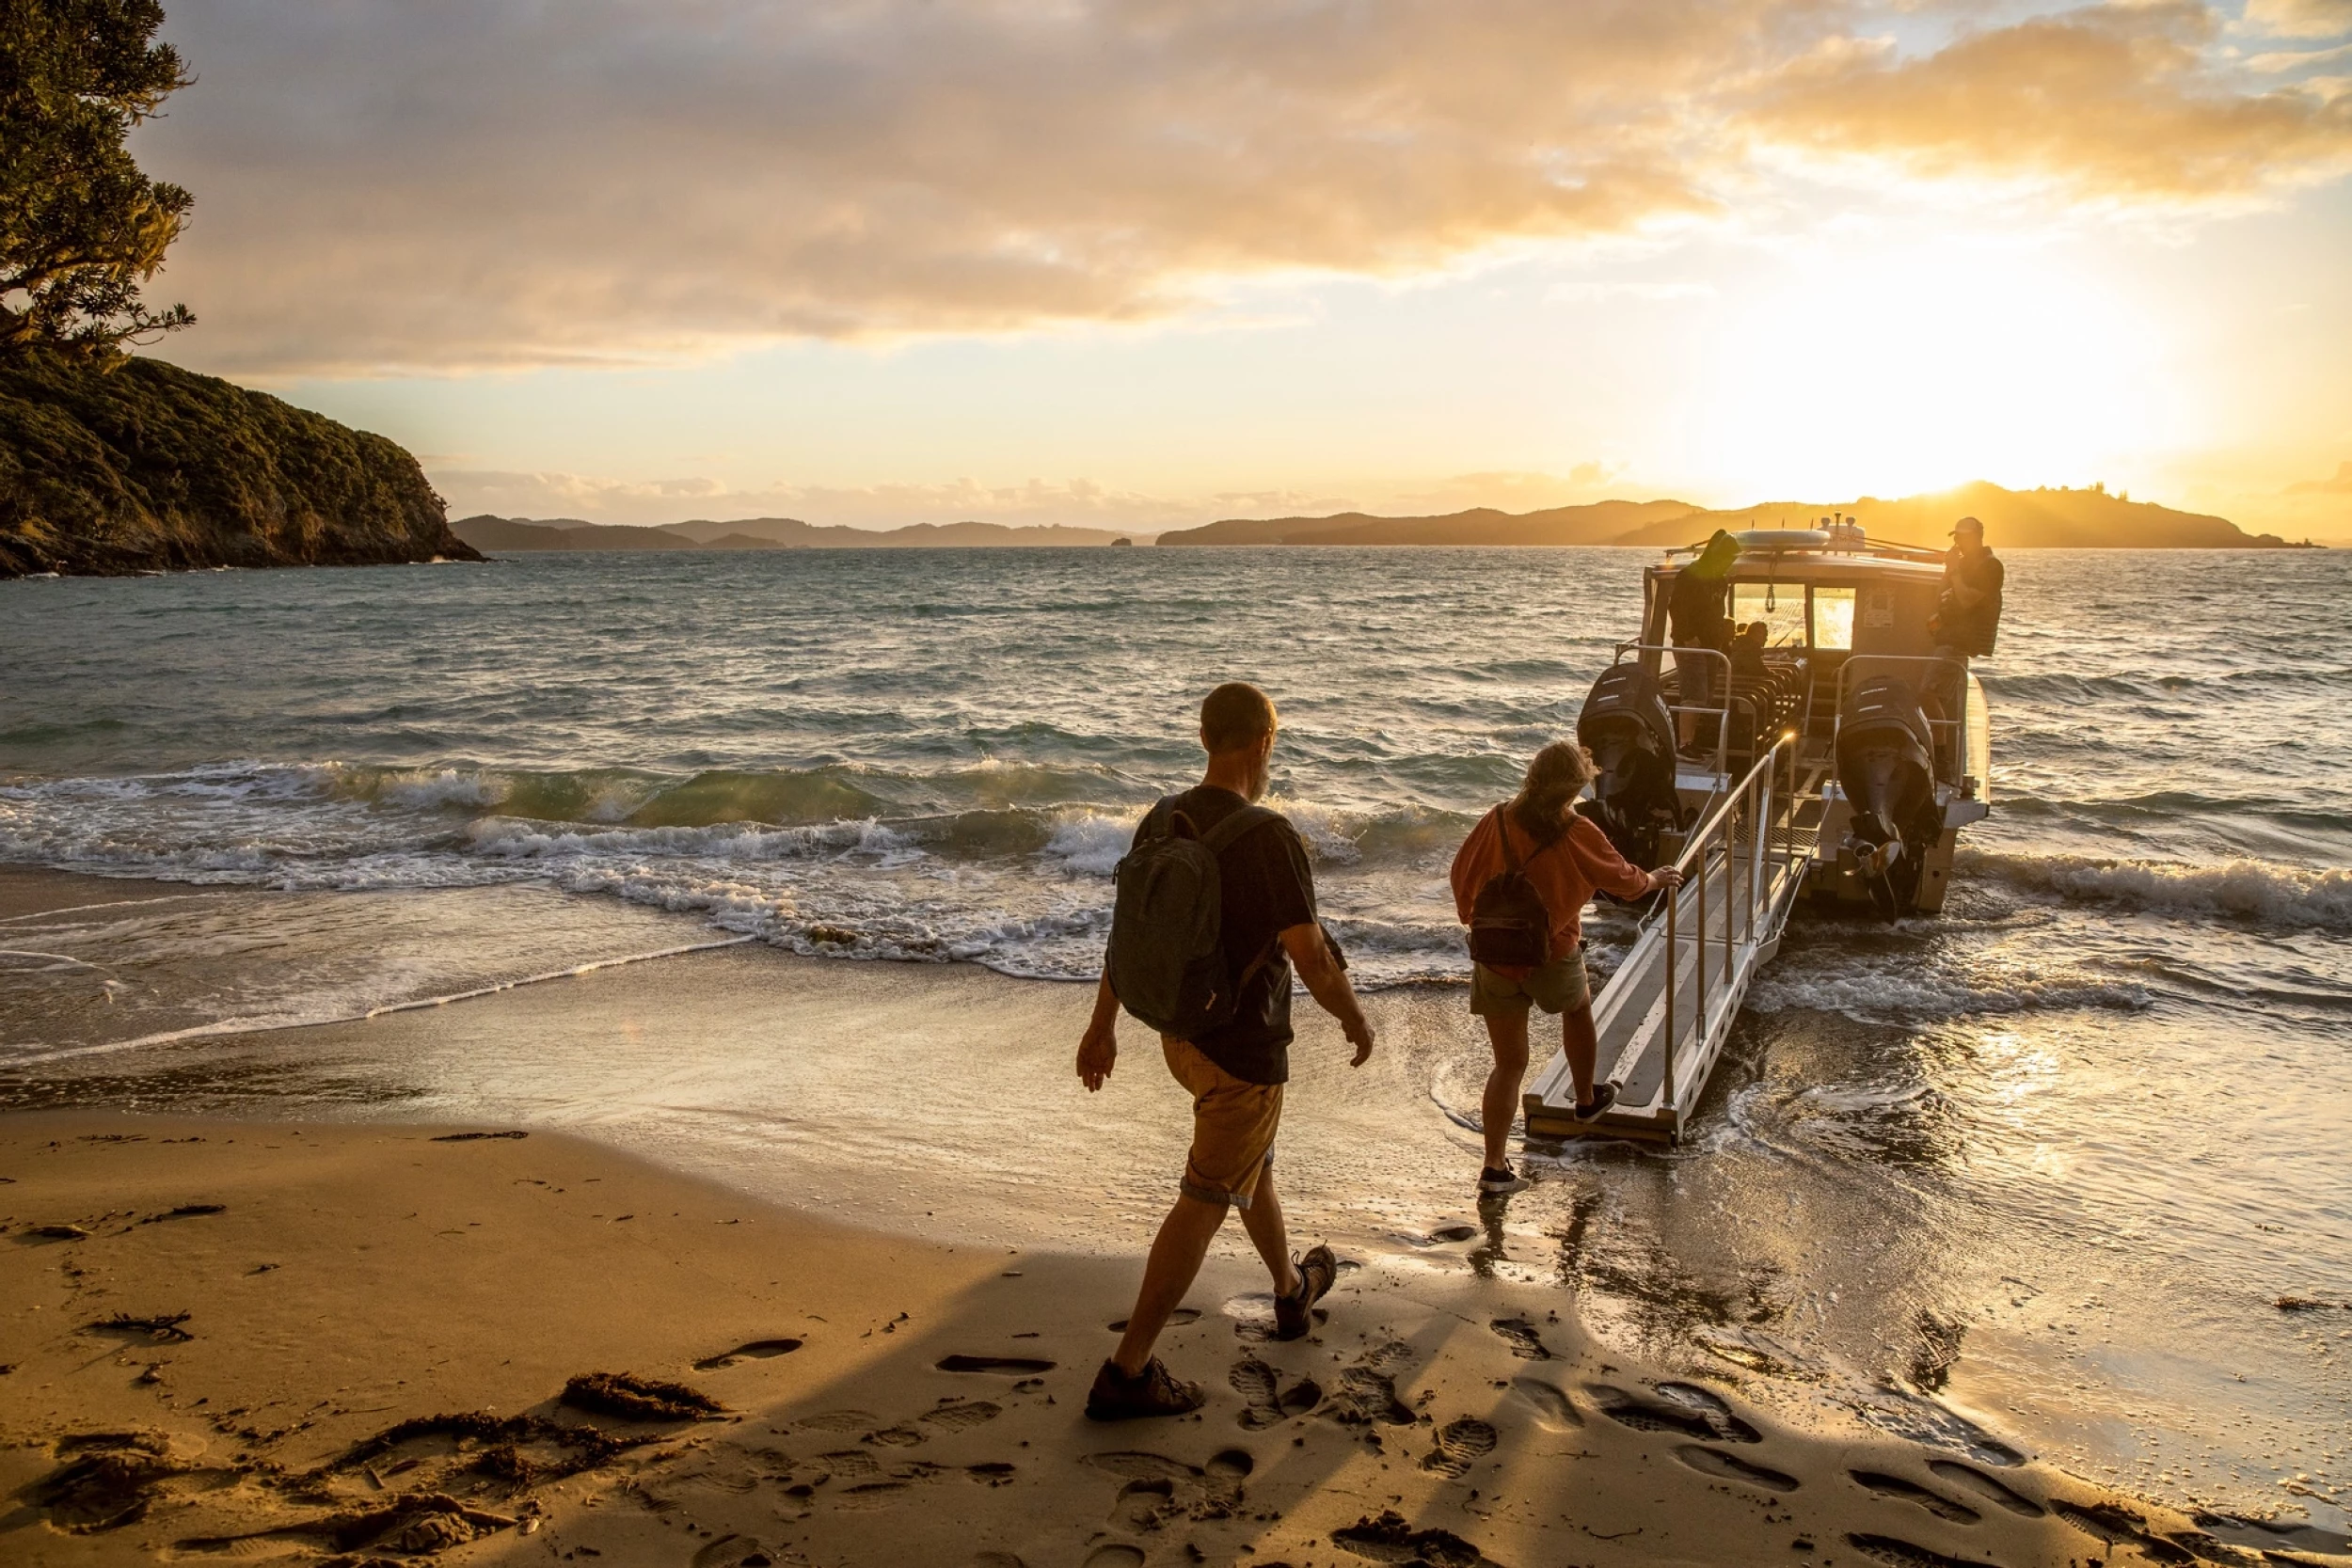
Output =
[
  {"x1": 1577, "y1": 663, "x2": 1682, "y2": 870},
  {"x1": 1834, "y1": 674, "x2": 1941, "y2": 919}
]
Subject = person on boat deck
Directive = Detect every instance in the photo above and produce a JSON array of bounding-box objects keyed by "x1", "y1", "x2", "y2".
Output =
[
  {"x1": 1928, "y1": 515, "x2": 2004, "y2": 728},
  {"x1": 1730, "y1": 620, "x2": 1771, "y2": 680},
  {"x1": 1449, "y1": 742, "x2": 1684, "y2": 1196},
  {"x1": 1075, "y1": 681, "x2": 1375, "y2": 1420},
  {"x1": 1931, "y1": 516, "x2": 2004, "y2": 660},
  {"x1": 1669, "y1": 530, "x2": 1741, "y2": 750}
]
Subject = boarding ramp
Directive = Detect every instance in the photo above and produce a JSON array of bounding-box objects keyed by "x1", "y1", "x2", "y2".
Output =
[{"x1": 1526, "y1": 733, "x2": 1818, "y2": 1145}]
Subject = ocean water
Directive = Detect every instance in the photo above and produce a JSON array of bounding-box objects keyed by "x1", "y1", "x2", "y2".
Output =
[{"x1": 3, "y1": 547, "x2": 2349, "y2": 1524}]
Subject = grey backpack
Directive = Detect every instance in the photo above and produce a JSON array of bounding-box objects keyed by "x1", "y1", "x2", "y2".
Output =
[{"x1": 1105, "y1": 798, "x2": 1279, "y2": 1037}]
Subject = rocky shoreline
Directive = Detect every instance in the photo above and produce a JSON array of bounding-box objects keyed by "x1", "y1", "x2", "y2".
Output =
[{"x1": 0, "y1": 352, "x2": 479, "y2": 578}]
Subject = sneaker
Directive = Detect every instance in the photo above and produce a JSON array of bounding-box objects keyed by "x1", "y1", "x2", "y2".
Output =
[
  {"x1": 1272, "y1": 1243, "x2": 1338, "y2": 1341},
  {"x1": 1573, "y1": 1082, "x2": 1620, "y2": 1121},
  {"x1": 1085, "y1": 1357, "x2": 1206, "y2": 1421},
  {"x1": 1477, "y1": 1164, "x2": 1531, "y2": 1196}
]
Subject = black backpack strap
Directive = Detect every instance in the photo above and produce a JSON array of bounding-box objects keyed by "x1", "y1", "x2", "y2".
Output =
[
  {"x1": 1492, "y1": 804, "x2": 1523, "y2": 873},
  {"x1": 1200, "y1": 804, "x2": 1286, "y2": 988},
  {"x1": 1198, "y1": 803, "x2": 1279, "y2": 856}
]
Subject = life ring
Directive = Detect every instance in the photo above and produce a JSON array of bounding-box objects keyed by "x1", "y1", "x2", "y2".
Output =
[{"x1": 1733, "y1": 529, "x2": 1833, "y2": 549}]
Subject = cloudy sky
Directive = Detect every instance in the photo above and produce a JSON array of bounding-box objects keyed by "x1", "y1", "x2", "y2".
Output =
[{"x1": 135, "y1": 0, "x2": 2352, "y2": 537}]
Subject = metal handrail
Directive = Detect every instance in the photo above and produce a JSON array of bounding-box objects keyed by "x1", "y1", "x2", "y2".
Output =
[
  {"x1": 1654, "y1": 730, "x2": 1801, "y2": 1128},
  {"x1": 1613, "y1": 640, "x2": 1732, "y2": 774},
  {"x1": 1661, "y1": 731, "x2": 1799, "y2": 880}
]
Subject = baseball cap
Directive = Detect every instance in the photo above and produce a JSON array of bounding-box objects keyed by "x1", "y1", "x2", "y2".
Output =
[{"x1": 1950, "y1": 515, "x2": 1983, "y2": 536}]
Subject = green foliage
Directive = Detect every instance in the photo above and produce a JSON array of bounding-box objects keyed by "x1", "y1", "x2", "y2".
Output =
[
  {"x1": 0, "y1": 349, "x2": 482, "y2": 575},
  {"x1": 1, "y1": 0, "x2": 195, "y2": 355}
]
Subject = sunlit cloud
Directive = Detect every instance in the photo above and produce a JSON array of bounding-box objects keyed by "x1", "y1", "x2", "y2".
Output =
[
  {"x1": 135, "y1": 0, "x2": 2352, "y2": 378},
  {"x1": 2242, "y1": 0, "x2": 2352, "y2": 40},
  {"x1": 1751, "y1": 3, "x2": 2352, "y2": 203}
]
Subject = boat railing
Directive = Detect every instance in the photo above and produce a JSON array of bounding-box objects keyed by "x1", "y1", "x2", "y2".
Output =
[
  {"x1": 1613, "y1": 641, "x2": 1732, "y2": 775},
  {"x1": 1649, "y1": 731, "x2": 1801, "y2": 1122},
  {"x1": 1833, "y1": 654, "x2": 1970, "y2": 782},
  {"x1": 1614, "y1": 640, "x2": 1807, "y2": 778}
]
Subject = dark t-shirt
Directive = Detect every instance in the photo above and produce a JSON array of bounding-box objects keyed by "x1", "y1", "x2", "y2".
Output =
[
  {"x1": 1669, "y1": 567, "x2": 1731, "y2": 648},
  {"x1": 1936, "y1": 550, "x2": 2005, "y2": 655},
  {"x1": 1132, "y1": 784, "x2": 1319, "y2": 1085}
]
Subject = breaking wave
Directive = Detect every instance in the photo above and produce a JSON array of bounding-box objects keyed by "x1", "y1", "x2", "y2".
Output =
[{"x1": 1962, "y1": 848, "x2": 2352, "y2": 933}]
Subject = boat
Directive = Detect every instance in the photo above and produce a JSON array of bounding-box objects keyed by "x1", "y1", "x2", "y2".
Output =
[{"x1": 1523, "y1": 519, "x2": 1994, "y2": 1144}]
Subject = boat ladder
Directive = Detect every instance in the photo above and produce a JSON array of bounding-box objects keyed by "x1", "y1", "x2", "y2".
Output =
[{"x1": 1525, "y1": 733, "x2": 1820, "y2": 1145}]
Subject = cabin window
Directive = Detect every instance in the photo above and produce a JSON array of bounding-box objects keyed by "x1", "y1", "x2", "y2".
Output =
[
  {"x1": 1731, "y1": 582, "x2": 1806, "y2": 648},
  {"x1": 1811, "y1": 586, "x2": 1856, "y2": 650}
]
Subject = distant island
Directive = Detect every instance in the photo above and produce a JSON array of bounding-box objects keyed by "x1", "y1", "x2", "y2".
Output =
[
  {"x1": 1159, "y1": 482, "x2": 2315, "y2": 549},
  {"x1": 453, "y1": 515, "x2": 1154, "y2": 552},
  {"x1": 1, "y1": 353, "x2": 479, "y2": 578}
]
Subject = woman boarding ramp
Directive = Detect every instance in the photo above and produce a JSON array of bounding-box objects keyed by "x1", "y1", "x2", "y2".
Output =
[{"x1": 1451, "y1": 741, "x2": 1682, "y2": 1195}]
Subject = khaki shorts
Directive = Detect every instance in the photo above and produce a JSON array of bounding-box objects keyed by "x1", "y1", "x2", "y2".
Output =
[
  {"x1": 1470, "y1": 948, "x2": 1592, "y2": 1018},
  {"x1": 1162, "y1": 1037, "x2": 1282, "y2": 1209}
]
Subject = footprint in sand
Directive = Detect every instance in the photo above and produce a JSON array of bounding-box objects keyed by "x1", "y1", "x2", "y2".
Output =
[
  {"x1": 1851, "y1": 1470, "x2": 1979, "y2": 1524},
  {"x1": 1108, "y1": 1308, "x2": 1200, "y2": 1331},
  {"x1": 1110, "y1": 1476, "x2": 1176, "y2": 1530},
  {"x1": 690, "y1": 1534, "x2": 773, "y2": 1568},
  {"x1": 1925, "y1": 1460, "x2": 2043, "y2": 1517},
  {"x1": 1677, "y1": 1445, "x2": 1800, "y2": 1493},
  {"x1": 1844, "y1": 1532, "x2": 1987, "y2": 1568},
  {"x1": 1507, "y1": 1377, "x2": 1582, "y2": 1430},
  {"x1": 1487, "y1": 1317, "x2": 1552, "y2": 1360},
  {"x1": 1230, "y1": 1358, "x2": 1323, "y2": 1428},
  {"x1": 1083, "y1": 1449, "x2": 1251, "y2": 1522},
  {"x1": 865, "y1": 1426, "x2": 928, "y2": 1448},
  {"x1": 1083, "y1": 1547, "x2": 1145, "y2": 1568},
  {"x1": 922, "y1": 1400, "x2": 1003, "y2": 1433},
  {"x1": 1420, "y1": 1417, "x2": 1498, "y2": 1480},
  {"x1": 1325, "y1": 1362, "x2": 1416, "y2": 1427},
  {"x1": 2052, "y1": 1497, "x2": 2207, "y2": 1562},
  {"x1": 934, "y1": 1354, "x2": 1056, "y2": 1375},
  {"x1": 1587, "y1": 1381, "x2": 1761, "y2": 1444},
  {"x1": 965, "y1": 1461, "x2": 1016, "y2": 1487},
  {"x1": 694, "y1": 1338, "x2": 803, "y2": 1370},
  {"x1": 1421, "y1": 1223, "x2": 1479, "y2": 1244},
  {"x1": 796, "y1": 1409, "x2": 880, "y2": 1432},
  {"x1": 971, "y1": 1554, "x2": 1026, "y2": 1568}
]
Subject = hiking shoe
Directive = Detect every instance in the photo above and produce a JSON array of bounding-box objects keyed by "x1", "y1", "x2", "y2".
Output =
[
  {"x1": 1085, "y1": 1357, "x2": 1205, "y2": 1421},
  {"x1": 1478, "y1": 1164, "x2": 1531, "y2": 1196},
  {"x1": 1273, "y1": 1244, "x2": 1338, "y2": 1341},
  {"x1": 1573, "y1": 1082, "x2": 1620, "y2": 1121}
]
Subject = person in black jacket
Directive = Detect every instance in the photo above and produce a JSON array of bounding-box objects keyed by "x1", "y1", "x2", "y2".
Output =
[
  {"x1": 1931, "y1": 515, "x2": 2004, "y2": 657},
  {"x1": 1668, "y1": 530, "x2": 1740, "y2": 750}
]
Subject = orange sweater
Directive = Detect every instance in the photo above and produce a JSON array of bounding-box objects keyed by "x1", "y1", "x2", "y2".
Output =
[{"x1": 1450, "y1": 809, "x2": 1653, "y2": 973}]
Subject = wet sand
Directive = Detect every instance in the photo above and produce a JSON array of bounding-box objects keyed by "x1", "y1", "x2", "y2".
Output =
[{"x1": 0, "y1": 1111, "x2": 2271, "y2": 1568}]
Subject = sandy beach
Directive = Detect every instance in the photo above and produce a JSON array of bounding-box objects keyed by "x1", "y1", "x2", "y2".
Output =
[{"x1": 7, "y1": 1107, "x2": 2285, "y2": 1568}]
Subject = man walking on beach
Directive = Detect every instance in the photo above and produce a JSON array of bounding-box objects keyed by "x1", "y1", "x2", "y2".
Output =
[{"x1": 1076, "y1": 682, "x2": 1376, "y2": 1420}]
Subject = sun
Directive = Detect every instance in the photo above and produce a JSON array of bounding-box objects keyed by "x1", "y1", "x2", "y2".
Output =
[{"x1": 1689, "y1": 243, "x2": 2185, "y2": 502}]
